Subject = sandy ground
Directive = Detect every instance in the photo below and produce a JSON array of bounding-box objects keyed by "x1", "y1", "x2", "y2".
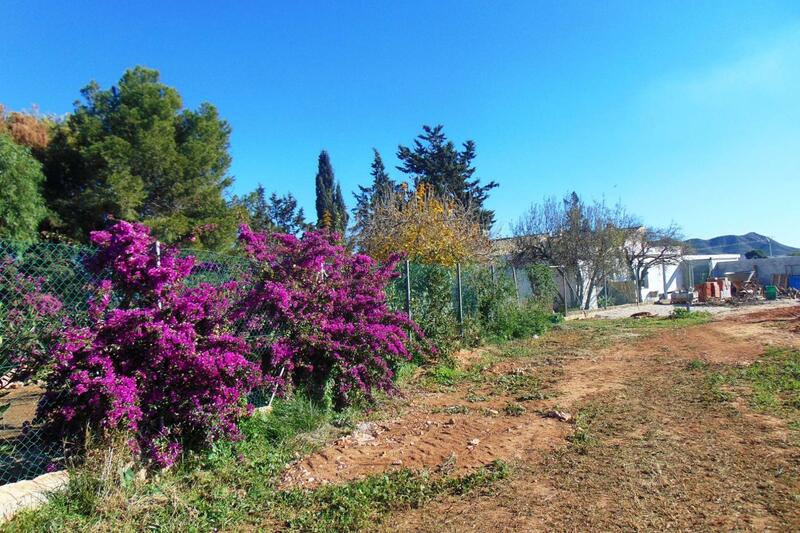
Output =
[
  {"x1": 283, "y1": 303, "x2": 800, "y2": 531},
  {"x1": 569, "y1": 298, "x2": 799, "y2": 320}
]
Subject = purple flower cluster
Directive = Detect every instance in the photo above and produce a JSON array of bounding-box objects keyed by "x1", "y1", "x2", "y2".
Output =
[
  {"x1": 0, "y1": 258, "x2": 65, "y2": 384},
  {"x1": 39, "y1": 221, "x2": 261, "y2": 467},
  {"x1": 238, "y1": 225, "x2": 426, "y2": 407}
]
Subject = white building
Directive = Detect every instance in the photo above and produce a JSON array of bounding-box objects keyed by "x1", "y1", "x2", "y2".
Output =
[{"x1": 491, "y1": 235, "x2": 742, "y2": 310}]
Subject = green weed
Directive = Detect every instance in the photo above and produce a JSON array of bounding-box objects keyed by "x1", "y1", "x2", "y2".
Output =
[
  {"x1": 503, "y1": 401, "x2": 526, "y2": 416},
  {"x1": 685, "y1": 359, "x2": 708, "y2": 371}
]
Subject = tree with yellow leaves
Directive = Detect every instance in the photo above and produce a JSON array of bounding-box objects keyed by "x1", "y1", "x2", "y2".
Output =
[{"x1": 354, "y1": 182, "x2": 490, "y2": 266}]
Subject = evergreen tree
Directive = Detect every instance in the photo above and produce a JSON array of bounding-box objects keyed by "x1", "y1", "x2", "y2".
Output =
[
  {"x1": 314, "y1": 150, "x2": 348, "y2": 235},
  {"x1": 267, "y1": 191, "x2": 309, "y2": 235},
  {"x1": 396, "y1": 125, "x2": 498, "y2": 228},
  {"x1": 333, "y1": 182, "x2": 348, "y2": 234},
  {"x1": 234, "y1": 185, "x2": 309, "y2": 235},
  {"x1": 0, "y1": 133, "x2": 47, "y2": 241},
  {"x1": 353, "y1": 149, "x2": 397, "y2": 231},
  {"x1": 315, "y1": 150, "x2": 335, "y2": 228},
  {"x1": 41, "y1": 66, "x2": 238, "y2": 249},
  {"x1": 235, "y1": 185, "x2": 272, "y2": 233}
]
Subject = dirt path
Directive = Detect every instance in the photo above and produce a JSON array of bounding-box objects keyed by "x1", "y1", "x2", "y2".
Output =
[{"x1": 282, "y1": 305, "x2": 800, "y2": 531}]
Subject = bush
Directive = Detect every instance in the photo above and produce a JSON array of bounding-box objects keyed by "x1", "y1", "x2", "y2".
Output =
[
  {"x1": 39, "y1": 221, "x2": 261, "y2": 467},
  {"x1": 487, "y1": 302, "x2": 561, "y2": 341},
  {"x1": 464, "y1": 267, "x2": 516, "y2": 329},
  {"x1": 408, "y1": 263, "x2": 459, "y2": 357},
  {"x1": 525, "y1": 263, "x2": 557, "y2": 309},
  {"x1": 237, "y1": 226, "x2": 427, "y2": 409},
  {"x1": 0, "y1": 257, "x2": 65, "y2": 384}
]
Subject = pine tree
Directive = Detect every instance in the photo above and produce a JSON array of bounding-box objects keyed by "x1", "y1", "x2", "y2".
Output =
[
  {"x1": 353, "y1": 149, "x2": 397, "y2": 232},
  {"x1": 396, "y1": 125, "x2": 498, "y2": 228},
  {"x1": 234, "y1": 185, "x2": 309, "y2": 235},
  {"x1": 0, "y1": 133, "x2": 47, "y2": 241},
  {"x1": 267, "y1": 191, "x2": 309, "y2": 235},
  {"x1": 40, "y1": 67, "x2": 238, "y2": 249}
]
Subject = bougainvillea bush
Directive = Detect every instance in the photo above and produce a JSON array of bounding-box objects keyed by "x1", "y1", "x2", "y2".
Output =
[
  {"x1": 237, "y1": 225, "x2": 427, "y2": 408},
  {"x1": 39, "y1": 221, "x2": 261, "y2": 467},
  {"x1": 0, "y1": 257, "x2": 65, "y2": 385}
]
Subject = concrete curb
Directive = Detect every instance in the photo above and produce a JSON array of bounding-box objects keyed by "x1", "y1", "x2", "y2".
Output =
[{"x1": 0, "y1": 471, "x2": 68, "y2": 523}]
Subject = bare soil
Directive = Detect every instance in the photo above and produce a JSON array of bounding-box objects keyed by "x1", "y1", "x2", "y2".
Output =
[{"x1": 284, "y1": 304, "x2": 800, "y2": 531}]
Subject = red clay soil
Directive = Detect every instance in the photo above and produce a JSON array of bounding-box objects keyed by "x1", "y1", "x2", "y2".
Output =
[{"x1": 283, "y1": 305, "x2": 800, "y2": 531}]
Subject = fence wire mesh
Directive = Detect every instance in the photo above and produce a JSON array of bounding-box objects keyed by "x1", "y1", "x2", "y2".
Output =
[{"x1": 1, "y1": 239, "x2": 623, "y2": 485}]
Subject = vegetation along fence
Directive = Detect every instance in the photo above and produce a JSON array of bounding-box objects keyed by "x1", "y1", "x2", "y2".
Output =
[{"x1": 0, "y1": 240, "x2": 565, "y2": 485}]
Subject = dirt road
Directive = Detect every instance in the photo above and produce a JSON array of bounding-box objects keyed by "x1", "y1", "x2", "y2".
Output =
[{"x1": 284, "y1": 305, "x2": 800, "y2": 531}]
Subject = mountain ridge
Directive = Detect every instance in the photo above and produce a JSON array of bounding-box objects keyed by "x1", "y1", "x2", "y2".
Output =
[{"x1": 686, "y1": 232, "x2": 799, "y2": 256}]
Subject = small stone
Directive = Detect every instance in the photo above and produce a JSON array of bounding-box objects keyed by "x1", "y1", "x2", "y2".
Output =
[
  {"x1": 542, "y1": 410, "x2": 572, "y2": 422},
  {"x1": 468, "y1": 438, "x2": 480, "y2": 446},
  {"x1": 391, "y1": 458, "x2": 403, "y2": 465}
]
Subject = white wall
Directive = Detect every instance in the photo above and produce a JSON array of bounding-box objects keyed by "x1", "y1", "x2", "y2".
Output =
[{"x1": 712, "y1": 256, "x2": 800, "y2": 285}]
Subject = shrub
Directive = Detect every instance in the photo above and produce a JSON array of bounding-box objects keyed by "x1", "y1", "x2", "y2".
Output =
[
  {"x1": 525, "y1": 263, "x2": 557, "y2": 309},
  {"x1": 486, "y1": 301, "x2": 561, "y2": 341},
  {"x1": 39, "y1": 221, "x2": 261, "y2": 467},
  {"x1": 237, "y1": 225, "x2": 426, "y2": 409},
  {"x1": 0, "y1": 257, "x2": 65, "y2": 384},
  {"x1": 466, "y1": 267, "x2": 514, "y2": 320},
  {"x1": 408, "y1": 263, "x2": 459, "y2": 357}
]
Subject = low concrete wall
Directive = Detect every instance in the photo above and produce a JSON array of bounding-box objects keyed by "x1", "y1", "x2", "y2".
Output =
[
  {"x1": 0, "y1": 471, "x2": 68, "y2": 523},
  {"x1": 712, "y1": 257, "x2": 800, "y2": 285}
]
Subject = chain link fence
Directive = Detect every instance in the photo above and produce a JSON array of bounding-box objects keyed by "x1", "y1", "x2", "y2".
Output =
[
  {"x1": 0, "y1": 241, "x2": 269, "y2": 485},
  {"x1": 1, "y1": 239, "x2": 623, "y2": 485}
]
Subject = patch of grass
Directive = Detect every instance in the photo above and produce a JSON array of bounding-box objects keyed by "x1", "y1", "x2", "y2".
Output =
[
  {"x1": 685, "y1": 359, "x2": 708, "y2": 371},
  {"x1": 567, "y1": 406, "x2": 600, "y2": 454},
  {"x1": 503, "y1": 401, "x2": 526, "y2": 417},
  {"x1": 275, "y1": 460, "x2": 509, "y2": 532},
  {"x1": 423, "y1": 360, "x2": 484, "y2": 388},
  {"x1": 706, "y1": 371, "x2": 733, "y2": 402},
  {"x1": 466, "y1": 393, "x2": 488, "y2": 403},
  {"x1": 567, "y1": 311, "x2": 713, "y2": 343},
  {"x1": 715, "y1": 347, "x2": 799, "y2": 425},
  {"x1": 493, "y1": 371, "x2": 542, "y2": 396},
  {"x1": 4, "y1": 384, "x2": 510, "y2": 533},
  {"x1": 394, "y1": 362, "x2": 420, "y2": 386},
  {"x1": 8, "y1": 448, "x2": 509, "y2": 533}
]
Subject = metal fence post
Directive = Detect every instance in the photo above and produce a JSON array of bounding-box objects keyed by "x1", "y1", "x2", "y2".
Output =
[
  {"x1": 511, "y1": 266, "x2": 520, "y2": 304},
  {"x1": 456, "y1": 263, "x2": 464, "y2": 338},
  {"x1": 155, "y1": 240, "x2": 163, "y2": 310},
  {"x1": 404, "y1": 259, "x2": 412, "y2": 320},
  {"x1": 562, "y1": 269, "x2": 568, "y2": 315}
]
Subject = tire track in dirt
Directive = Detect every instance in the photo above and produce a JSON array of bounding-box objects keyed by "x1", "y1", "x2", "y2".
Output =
[
  {"x1": 281, "y1": 305, "x2": 800, "y2": 492},
  {"x1": 385, "y1": 305, "x2": 800, "y2": 532}
]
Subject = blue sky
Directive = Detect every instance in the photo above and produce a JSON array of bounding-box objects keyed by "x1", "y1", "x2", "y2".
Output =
[{"x1": 2, "y1": 1, "x2": 799, "y2": 245}]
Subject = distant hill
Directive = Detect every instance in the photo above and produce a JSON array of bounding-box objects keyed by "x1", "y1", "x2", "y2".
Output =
[{"x1": 686, "y1": 233, "x2": 800, "y2": 256}]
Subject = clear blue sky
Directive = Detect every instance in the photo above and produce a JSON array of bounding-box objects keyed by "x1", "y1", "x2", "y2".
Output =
[{"x1": 3, "y1": 1, "x2": 799, "y2": 245}]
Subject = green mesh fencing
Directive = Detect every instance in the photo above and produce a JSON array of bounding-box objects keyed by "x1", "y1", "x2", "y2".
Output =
[
  {"x1": 0, "y1": 241, "x2": 97, "y2": 484},
  {"x1": 0, "y1": 241, "x2": 272, "y2": 485},
  {"x1": 0, "y1": 240, "x2": 556, "y2": 486}
]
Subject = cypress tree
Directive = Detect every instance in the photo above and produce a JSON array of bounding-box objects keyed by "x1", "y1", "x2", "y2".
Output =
[
  {"x1": 333, "y1": 182, "x2": 348, "y2": 235},
  {"x1": 315, "y1": 150, "x2": 335, "y2": 229},
  {"x1": 314, "y1": 150, "x2": 348, "y2": 235}
]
